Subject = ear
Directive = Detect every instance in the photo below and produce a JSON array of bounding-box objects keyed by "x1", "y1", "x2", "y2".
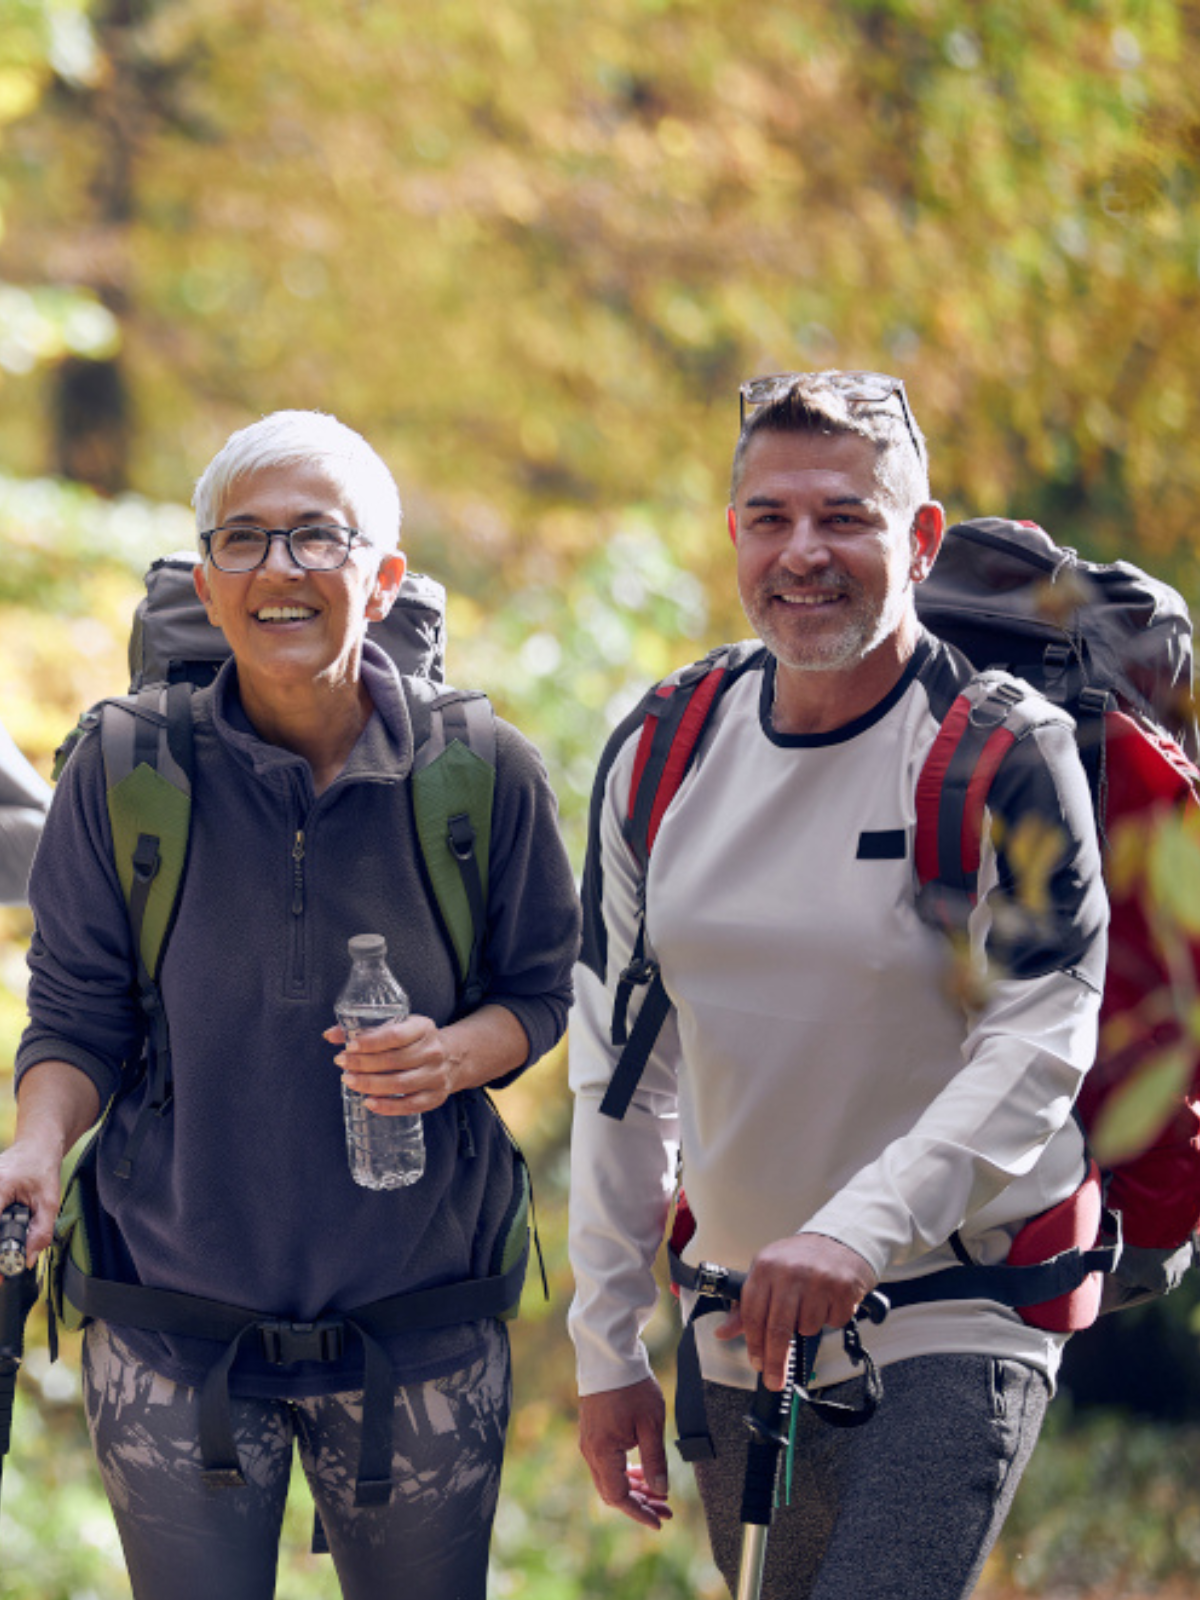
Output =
[
  {"x1": 909, "y1": 502, "x2": 945, "y2": 584},
  {"x1": 365, "y1": 552, "x2": 407, "y2": 622},
  {"x1": 726, "y1": 505, "x2": 738, "y2": 546},
  {"x1": 193, "y1": 559, "x2": 223, "y2": 627}
]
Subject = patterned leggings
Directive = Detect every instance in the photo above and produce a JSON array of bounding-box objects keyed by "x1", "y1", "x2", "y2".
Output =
[{"x1": 82, "y1": 1318, "x2": 511, "y2": 1600}]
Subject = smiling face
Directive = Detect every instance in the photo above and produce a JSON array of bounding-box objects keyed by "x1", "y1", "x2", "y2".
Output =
[
  {"x1": 194, "y1": 461, "x2": 406, "y2": 705},
  {"x1": 729, "y1": 429, "x2": 942, "y2": 718}
]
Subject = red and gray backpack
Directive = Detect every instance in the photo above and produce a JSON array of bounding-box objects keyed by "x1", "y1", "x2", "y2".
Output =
[{"x1": 590, "y1": 517, "x2": 1200, "y2": 1335}]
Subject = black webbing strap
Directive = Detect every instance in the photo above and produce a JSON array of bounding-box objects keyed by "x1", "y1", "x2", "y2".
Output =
[
  {"x1": 1074, "y1": 685, "x2": 1113, "y2": 846},
  {"x1": 878, "y1": 1236, "x2": 1120, "y2": 1313},
  {"x1": 600, "y1": 969, "x2": 673, "y2": 1121},
  {"x1": 674, "y1": 1293, "x2": 727, "y2": 1461},
  {"x1": 446, "y1": 812, "x2": 488, "y2": 1009},
  {"x1": 114, "y1": 831, "x2": 173, "y2": 1182},
  {"x1": 63, "y1": 1238, "x2": 529, "y2": 1503}
]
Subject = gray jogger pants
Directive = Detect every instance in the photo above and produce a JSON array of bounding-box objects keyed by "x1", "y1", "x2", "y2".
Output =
[
  {"x1": 82, "y1": 1317, "x2": 511, "y2": 1600},
  {"x1": 693, "y1": 1353, "x2": 1048, "y2": 1600}
]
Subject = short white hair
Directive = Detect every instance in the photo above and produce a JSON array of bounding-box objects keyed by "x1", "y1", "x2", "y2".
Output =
[{"x1": 192, "y1": 410, "x2": 402, "y2": 552}]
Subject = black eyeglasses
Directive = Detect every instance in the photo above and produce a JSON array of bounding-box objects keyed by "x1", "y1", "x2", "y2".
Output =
[
  {"x1": 739, "y1": 369, "x2": 925, "y2": 466},
  {"x1": 200, "y1": 523, "x2": 368, "y2": 573}
]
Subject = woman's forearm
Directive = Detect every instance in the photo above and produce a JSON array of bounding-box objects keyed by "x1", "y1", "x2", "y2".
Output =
[{"x1": 1, "y1": 1059, "x2": 103, "y2": 1254}]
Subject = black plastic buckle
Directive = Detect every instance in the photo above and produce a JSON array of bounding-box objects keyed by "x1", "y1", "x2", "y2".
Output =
[
  {"x1": 447, "y1": 813, "x2": 476, "y2": 862},
  {"x1": 1078, "y1": 687, "x2": 1113, "y2": 717},
  {"x1": 968, "y1": 679, "x2": 1025, "y2": 729},
  {"x1": 201, "y1": 1465, "x2": 247, "y2": 1489},
  {"x1": 131, "y1": 835, "x2": 162, "y2": 886},
  {"x1": 693, "y1": 1260, "x2": 730, "y2": 1299},
  {"x1": 617, "y1": 956, "x2": 659, "y2": 991},
  {"x1": 259, "y1": 1318, "x2": 345, "y2": 1366}
]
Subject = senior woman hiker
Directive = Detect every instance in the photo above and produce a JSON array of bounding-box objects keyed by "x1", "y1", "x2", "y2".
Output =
[{"x1": 0, "y1": 410, "x2": 581, "y2": 1600}]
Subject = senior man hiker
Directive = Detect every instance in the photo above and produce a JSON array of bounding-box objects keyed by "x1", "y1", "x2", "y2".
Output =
[{"x1": 568, "y1": 370, "x2": 1107, "y2": 1599}]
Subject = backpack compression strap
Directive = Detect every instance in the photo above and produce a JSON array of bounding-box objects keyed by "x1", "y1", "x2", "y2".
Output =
[{"x1": 600, "y1": 645, "x2": 759, "y2": 1121}]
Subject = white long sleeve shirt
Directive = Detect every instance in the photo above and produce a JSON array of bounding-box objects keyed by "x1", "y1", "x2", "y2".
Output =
[{"x1": 569, "y1": 637, "x2": 1107, "y2": 1395}]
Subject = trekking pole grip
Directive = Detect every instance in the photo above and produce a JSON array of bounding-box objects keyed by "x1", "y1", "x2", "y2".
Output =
[{"x1": 739, "y1": 1338, "x2": 797, "y2": 1527}]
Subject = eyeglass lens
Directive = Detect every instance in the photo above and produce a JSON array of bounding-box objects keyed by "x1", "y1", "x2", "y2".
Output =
[{"x1": 208, "y1": 525, "x2": 355, "y2": 571}]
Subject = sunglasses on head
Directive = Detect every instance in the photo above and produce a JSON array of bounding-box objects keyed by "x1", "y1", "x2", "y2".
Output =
[{"x1": 738, "y1": 370, "x2": 924, "y2": 466}]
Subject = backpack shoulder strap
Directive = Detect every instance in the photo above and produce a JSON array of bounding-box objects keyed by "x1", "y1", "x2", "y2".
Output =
[
  {"x1": 99, "y1": 683, "x2": 196, "y2": 985},
  {"x1": 623, "y1": 640, "x2": 763, "y2": 871},
  {"x1": 600, "y1": 642, "x2": 764, "y2": 1121},
  {"x1": 404, "y1": 680, "x2": 497, "y2": 1012},
  {"x1": 94, "y1": 683, "x2": 196, "y2": 1179},
  {"x1": 914, "y1": 669, "x2": 1075, "y2": 928}
]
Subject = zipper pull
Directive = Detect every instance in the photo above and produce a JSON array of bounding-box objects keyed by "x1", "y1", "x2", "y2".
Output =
[{"x1": 292, "y1": 830, "x2": 305, "y2": 915}]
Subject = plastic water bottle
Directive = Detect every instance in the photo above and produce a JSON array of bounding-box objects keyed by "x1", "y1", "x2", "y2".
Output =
[{"x1": 335, "y1": 934, "x2": 424, "y2": 1190}]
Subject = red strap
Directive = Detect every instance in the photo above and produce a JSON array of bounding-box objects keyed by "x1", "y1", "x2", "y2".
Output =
[
  {"x1": 914, "y1": 697, "x2": 969, "y2": 885},
  {"x1": 626, "y1": 686, "x2": 672, "y2": 830},
  {"x1": 648, "y1": 668, "x2": 727, "y2": 852},
  {"x1": 960, "y1": 726, "x2": 1017, "y2": 880},
  {"x1": 915, "y1": 693, "x2": 1017, "y2": 892},
  {"x1": 628, "y1": 667, "x2": 730, "y2": 861}
]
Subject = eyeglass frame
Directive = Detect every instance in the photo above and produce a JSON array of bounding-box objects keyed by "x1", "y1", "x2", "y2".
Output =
[
  {"x1": 199, "y1": 523, "x2": 370, "y2": 573},
  {"x1": 738, "y1": 369, "x2": 925, "y2": 468}
]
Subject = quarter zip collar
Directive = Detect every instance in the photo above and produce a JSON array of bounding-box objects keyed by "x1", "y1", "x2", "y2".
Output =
[{"x1": 206, "y1": 640, "x2": 417, "y2": 787}]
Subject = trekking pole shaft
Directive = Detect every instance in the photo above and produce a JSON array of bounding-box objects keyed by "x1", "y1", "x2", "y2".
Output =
[{"x1": 735, "y1": 1524, "x2": 769, "y2": 1600}]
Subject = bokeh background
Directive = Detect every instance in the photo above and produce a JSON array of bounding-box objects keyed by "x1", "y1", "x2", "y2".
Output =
[{"x1": 1, "y1": 1, "x2": 1200, "y2": 1595}]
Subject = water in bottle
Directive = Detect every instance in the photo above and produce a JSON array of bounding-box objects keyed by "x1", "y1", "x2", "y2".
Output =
[{"x1": 335, "y1": 933, "x2": 425, "y2": 1189}]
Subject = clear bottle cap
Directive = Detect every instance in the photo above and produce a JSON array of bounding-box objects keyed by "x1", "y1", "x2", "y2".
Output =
[{"x1": 347, "y1": 933, "x2": 388, "y2": 959}]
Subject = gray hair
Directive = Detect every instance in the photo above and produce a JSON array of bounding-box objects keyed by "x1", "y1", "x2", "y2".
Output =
[
  {"x1": 193, "y1": 410, "x2": 402, "y2": 552},
  {"x1": 729, "y1": 374, "x2": 930, "y2": 519}
]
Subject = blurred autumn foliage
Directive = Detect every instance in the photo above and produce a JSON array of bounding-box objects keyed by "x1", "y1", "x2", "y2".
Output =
[{"x1": 1, "y1": 0, "x2": 1200, "y2": 1595}]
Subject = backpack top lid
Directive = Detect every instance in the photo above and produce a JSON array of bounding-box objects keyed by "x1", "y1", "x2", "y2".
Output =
[
  {"x1": 128, "y1": 552, "x2": 447, "y2": 691},
  {"x1": 917, "y1": 518, "x2": 1198, "y2": 758}
]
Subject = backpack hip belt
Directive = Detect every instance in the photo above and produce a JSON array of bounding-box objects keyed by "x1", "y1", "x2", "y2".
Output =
[{"x1": 57, "y1": 1244, "x2": 528, "y2": 1504}]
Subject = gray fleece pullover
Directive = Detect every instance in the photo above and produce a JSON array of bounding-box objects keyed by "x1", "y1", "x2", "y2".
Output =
[{"x1": 17, "y1": 643, "x2": 580, "y2": 1394}]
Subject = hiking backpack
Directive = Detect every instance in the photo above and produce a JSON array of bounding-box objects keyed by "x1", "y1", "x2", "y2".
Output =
[
  {"x1": 40, "y1": 550, "x2": 534, "y2": 1515},
  {"x1": 55, "y1": 551, "x2": 493, "y2": 1047},
  {"x1": 590, "y1": 517, "x2": 1200, "y2": 1333}
]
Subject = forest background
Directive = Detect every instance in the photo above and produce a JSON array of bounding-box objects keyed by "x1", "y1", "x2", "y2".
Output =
[{"x1": 1, "y1": 0, "x2": 1199, "y2": 1595}]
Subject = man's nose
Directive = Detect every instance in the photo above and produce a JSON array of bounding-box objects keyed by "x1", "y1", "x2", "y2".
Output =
[{"x1": 778, "y1": 517, "x2": 831, "y2": 571}]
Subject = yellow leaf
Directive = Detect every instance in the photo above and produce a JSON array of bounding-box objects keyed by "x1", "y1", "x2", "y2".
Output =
[
  {"x1": 1146, "y1": 811, "x2": 1200, "y2": 937},
  {"x1": 1005, "y1": 814, "x2": 1065, "y2": 915},
  {"x1": 1104, "y1": 814, "x2": 1145, "y2": 900},
  {"x1": 1088, "y1": 1046, "x2": 1191, "y2": 1168}
]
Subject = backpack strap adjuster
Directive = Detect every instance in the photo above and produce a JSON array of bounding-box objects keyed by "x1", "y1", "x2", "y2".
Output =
[
  {"x1": 693, "y1": 1260, "x2": 732, "y2": 1299},
  {"x1": 966, "y1": 678, "x2": 1025, "y2": 729},
  {"x1": 258, "y1": 1318, "x2": 345, "y2": 1366}
]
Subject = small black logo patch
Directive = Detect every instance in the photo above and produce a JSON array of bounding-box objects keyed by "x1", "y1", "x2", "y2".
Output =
[{"x1": 857, "y1": 829, "x2": 907, "y2": 861}]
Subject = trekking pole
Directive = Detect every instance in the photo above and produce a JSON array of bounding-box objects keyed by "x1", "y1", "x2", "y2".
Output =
[
  {"x1": 0, "y1": 1203, "x2": 38, "y2": 1515},
  {"x1": 733, "y1": 1292, "x2": 890, "y2": 1600},
  {"x1": 735, "y1": 1337, "x2": 797, "y2": 1600}
]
